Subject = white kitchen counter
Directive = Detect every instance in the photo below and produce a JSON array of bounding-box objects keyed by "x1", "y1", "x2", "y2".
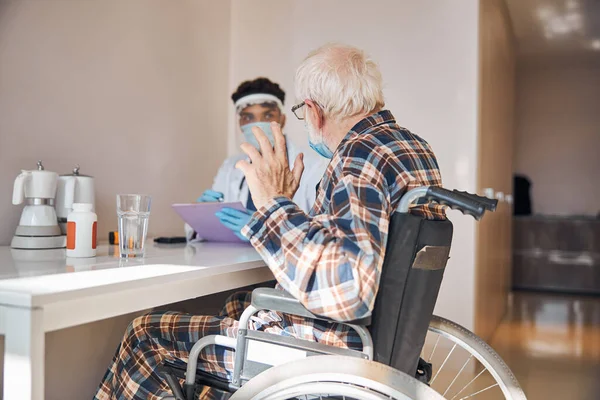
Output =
[{"x1": 0, "y1": 241, "x2": 272, "y2": 400}]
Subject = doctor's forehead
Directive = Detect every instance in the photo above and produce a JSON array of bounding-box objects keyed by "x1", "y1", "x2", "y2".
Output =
[{"x1": 239, "y1": 103, "x2": 280, "y2": 116}]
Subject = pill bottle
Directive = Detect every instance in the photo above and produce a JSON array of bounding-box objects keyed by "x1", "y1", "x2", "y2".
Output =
[{"x1": 66, "y1": 203, "x2": 97, "y2": 257}]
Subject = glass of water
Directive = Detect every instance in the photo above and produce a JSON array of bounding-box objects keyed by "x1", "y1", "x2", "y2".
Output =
[{"x1": 116, "y1": 194, "x2": 151, "y2": 258}]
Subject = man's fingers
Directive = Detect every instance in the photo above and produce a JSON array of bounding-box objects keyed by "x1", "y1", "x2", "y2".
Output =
[
  {"x1": 252, "y1": 126, "x2": 274, "y2": 157},
  {"x1": 240, "y1": 142, "x2": 262, "y2": 164},
  {"x1": 292, "y1": 153, "x2": 305, "y2": 185},
  {"x1": 235, "y1": 159, "x2": 252, "y2": 175},
  {"x1": 271, "y1": 122, "x2": 288, "y2": 164}
]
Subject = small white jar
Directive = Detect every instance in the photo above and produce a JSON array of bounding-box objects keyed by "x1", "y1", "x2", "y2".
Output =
[{"x1": 66, "y1": 203, "x2": 97, "y2": 258}]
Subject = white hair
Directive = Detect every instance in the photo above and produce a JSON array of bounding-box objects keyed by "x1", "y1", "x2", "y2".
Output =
[{"x1": 295, "y1": 43, "x2": 385, "y2": 121}]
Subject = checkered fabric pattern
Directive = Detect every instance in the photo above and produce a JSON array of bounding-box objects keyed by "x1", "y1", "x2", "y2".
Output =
[
  {"x1": 94, "y1": 292, "x2": 363, "y2": 399},
  {"x1": 242, "y1": 110, "x2": 445, "y2": 321},
  {"x1": 94, "y1": 110, "x2": 444, "y2": 399},
  {"x1": 94, "y1": 293, "x2": 247, "y2": 400}
]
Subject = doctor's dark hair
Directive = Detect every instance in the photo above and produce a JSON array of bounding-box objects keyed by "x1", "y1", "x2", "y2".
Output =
[{"x1": 231, "y1": 77, "x2": 285, "y2": 105}]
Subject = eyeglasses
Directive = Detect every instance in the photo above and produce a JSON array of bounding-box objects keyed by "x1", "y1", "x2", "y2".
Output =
[{"x1": 291, "y1": 101, "x2": 306, "y2": 120}]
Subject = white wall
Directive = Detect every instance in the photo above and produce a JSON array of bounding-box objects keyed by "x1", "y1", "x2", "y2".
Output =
[
  {"x1": 515, "y1": 56, "x2": 600, "y2": 216},
  {"x1": 229, "y1": 0, "x2": 481, "y2": 328},
  {"x1": 0, "y1": 0, "x2": 231, "y2": 245}
]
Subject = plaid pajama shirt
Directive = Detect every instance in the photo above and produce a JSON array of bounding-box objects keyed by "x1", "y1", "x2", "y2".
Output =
[{"x1": 94, "y1": 110, "x2": 445, "y2": 399}]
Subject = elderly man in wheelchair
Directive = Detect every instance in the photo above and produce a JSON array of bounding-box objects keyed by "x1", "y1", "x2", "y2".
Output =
[{"x1": 94, "y1": 44, "x2": 526, "y2": 400}]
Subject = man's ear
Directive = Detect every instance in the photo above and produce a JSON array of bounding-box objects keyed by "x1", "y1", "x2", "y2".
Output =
[
  {"x1": 279, "y1": 113, "x2": 287, "y2": 130},
  {"x1": 305, "y1": 100, "x2": 324, "y2": 129}
]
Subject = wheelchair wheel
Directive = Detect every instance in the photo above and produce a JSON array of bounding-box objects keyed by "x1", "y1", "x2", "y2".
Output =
[
  {"x1": 229, "y1": 355, "x2": 445, "y2": 400},
  {"x1": 423, "y1": 315, "x2": 526, "y2": 400}
]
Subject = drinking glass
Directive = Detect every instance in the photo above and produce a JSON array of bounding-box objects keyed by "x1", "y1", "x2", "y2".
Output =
[{"x1": 116, "y1": 194, "x2": 151, "y2": 258}]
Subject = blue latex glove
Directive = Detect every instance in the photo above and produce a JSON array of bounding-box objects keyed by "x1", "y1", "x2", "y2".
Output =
[
  {"x1": 215, "y1": 207, "x2": 253, "y2": 242},
  {"x1": 197, "y1": 189, "x2": 224, "y2": 203}
]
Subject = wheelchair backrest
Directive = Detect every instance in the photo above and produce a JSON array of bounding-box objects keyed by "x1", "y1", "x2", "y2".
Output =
[{"x1": 368, "y1": 212, "x2": 453, "y2": 376}]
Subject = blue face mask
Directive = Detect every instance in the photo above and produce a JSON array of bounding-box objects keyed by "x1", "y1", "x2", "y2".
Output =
[
  {"x1": 305, "y1": 121, "x2": 333, "y2": 159},
  {"x1": 241, "y1": 122, "x2": 275, "y2": 150},
  {"x1": 309, "y1": 139, "x2": 334, "y2": 159}
]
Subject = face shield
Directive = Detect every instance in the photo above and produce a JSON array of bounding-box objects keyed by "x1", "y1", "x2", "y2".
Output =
[{"x1": 234, "y1": 94, "x2": 284, "y2": 149}]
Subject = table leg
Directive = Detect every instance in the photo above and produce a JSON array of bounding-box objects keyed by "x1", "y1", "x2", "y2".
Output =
[{"x1": 2, "y1": 307, "x2": 44, "y2": 400}]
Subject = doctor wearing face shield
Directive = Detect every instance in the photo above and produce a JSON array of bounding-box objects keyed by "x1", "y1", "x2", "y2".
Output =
[{"x1": 185, "y1": 77, "x2": 327, "y2": 242}]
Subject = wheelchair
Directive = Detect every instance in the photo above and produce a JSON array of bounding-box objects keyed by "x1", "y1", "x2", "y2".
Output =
[{"x1": 160, "y1": 186, "x2": 527, "y2": 400}]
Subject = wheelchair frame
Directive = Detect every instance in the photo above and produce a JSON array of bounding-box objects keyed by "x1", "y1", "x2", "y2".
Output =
[{"x1": 161, "y1": 186, "x2": 524, "y2": 400}]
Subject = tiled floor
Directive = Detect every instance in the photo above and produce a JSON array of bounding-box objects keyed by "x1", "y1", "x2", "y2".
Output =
[{"x1": 489, "y1": 291, "x2": 600, "y2": 400}]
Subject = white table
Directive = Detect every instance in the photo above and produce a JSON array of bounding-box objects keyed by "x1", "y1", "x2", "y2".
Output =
[{"x1": 0, "y1": 241, "x2": 272, "y2": 400}]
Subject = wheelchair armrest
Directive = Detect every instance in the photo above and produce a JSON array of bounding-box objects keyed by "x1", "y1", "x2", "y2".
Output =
[{"x1": 251, "y1": 288, "x2": 372, "y2": 326}]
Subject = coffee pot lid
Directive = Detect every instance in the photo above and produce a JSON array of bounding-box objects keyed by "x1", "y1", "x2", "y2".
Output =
[
  {"x1": 31, "y1": 160, "x2": 55, "y2": 173},
  {"x1": 60, "y1": 165, "x2": 93, "y2": 177}
]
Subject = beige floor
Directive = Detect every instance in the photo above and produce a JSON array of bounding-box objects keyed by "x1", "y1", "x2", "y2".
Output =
[{"x1": 489, "y1": 291, "x2": 600, "y2": 400}]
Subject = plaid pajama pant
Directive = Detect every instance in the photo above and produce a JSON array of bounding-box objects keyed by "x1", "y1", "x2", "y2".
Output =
[{"x1": 94, "y1": 291, "x2": 361, "y2": 400}]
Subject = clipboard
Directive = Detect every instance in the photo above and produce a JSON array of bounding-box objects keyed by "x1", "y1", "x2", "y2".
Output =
[{"x1": 172, "y1": 202, "x2": 248, "y2": 243}]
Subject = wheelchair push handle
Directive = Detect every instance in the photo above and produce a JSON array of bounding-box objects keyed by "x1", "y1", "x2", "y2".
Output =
[
  {"x1": 425, "y1": 187, "x2": 497, "y2": 220},
  {"x1": 452, "y1": 189, "x2": 498, "y2": 211}
]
